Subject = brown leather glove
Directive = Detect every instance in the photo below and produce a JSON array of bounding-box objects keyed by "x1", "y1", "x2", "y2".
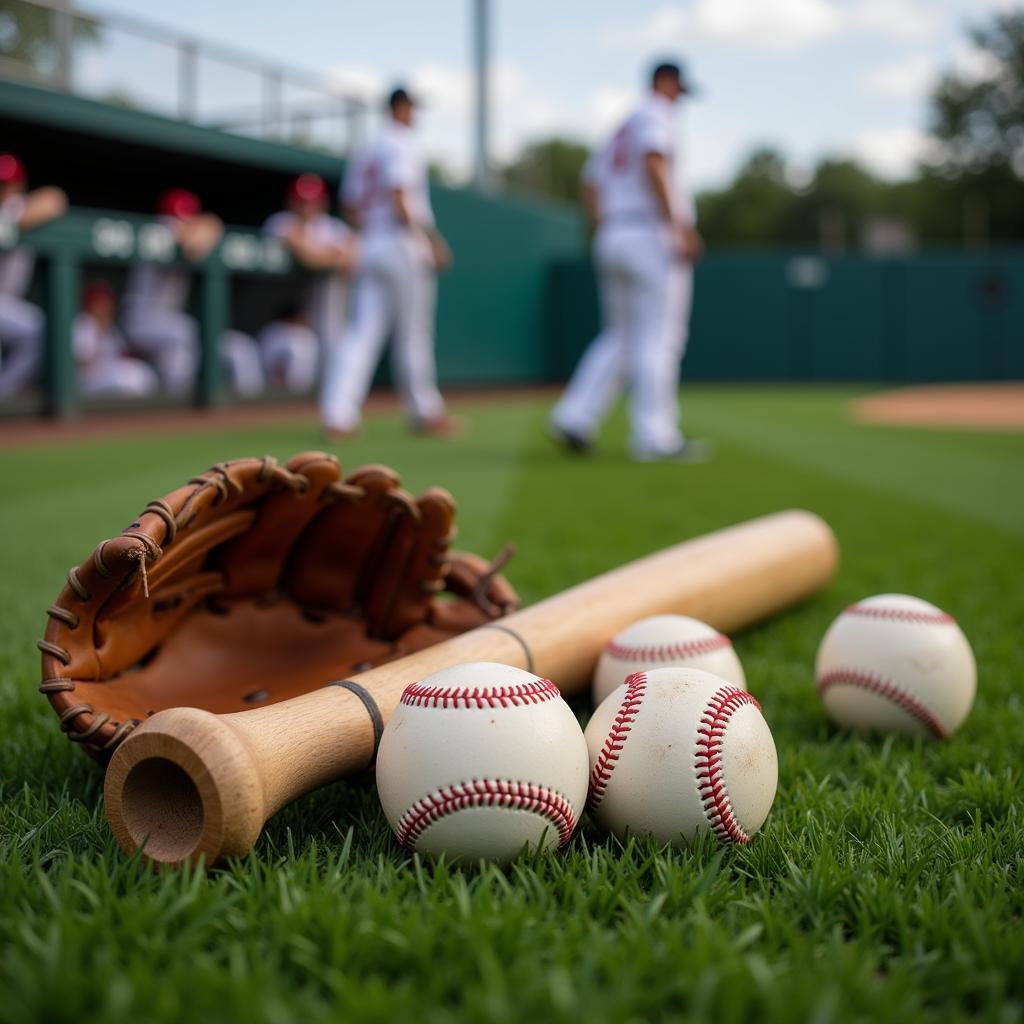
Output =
[{"x1": 38, "y1": 452, "x2": 518, "y2": 761}]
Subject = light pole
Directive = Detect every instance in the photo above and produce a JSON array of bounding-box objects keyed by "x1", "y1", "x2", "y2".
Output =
[{"x1": 473, "y1": 0, "x2": 493, "y2": 192}]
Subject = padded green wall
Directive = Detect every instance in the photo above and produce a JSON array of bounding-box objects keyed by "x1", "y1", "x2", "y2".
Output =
[
  {"x1": 432, "y1": 189, "x2": 583, "y2": 384},
  {"x1": 551, "y1": 251, "x2": 1024, "y2": 383}
]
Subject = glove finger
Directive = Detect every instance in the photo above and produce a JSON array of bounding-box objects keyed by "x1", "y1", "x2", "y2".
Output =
[
  {"x1": 285, "y1": 464, "x2": 406, "y2": 615},
  {"x1": 362, "y1": 486, "x2": 456, "y2": 640},
  {"x1": 212, "y1": 451, "x2": 342, "y2": 599}
]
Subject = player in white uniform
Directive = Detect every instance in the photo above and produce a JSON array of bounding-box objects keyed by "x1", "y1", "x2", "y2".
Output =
[
  {"x1": 74, "y1": 281, "x2": 159, "y2": 397},
  {"x1": 257, "y1": 310, "x2": 320, "y2": 393},
  {"x1": 262, "y1": 173, "x2": 357, "y2": 391},
  {"x1": 549, "y1": 62, "x2": 706, "y2": 462},
  {"x1": 122, "y1": 189, "x2": 264, "y2": 396},
  {"x1": 0, "y1": 154, "x2": 68, "y2": 398},
  {"x1": 321, "y1": 86, "x2": 457, "y2": 438}
]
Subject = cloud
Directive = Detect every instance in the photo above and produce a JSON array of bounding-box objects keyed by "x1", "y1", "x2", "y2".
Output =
[
  {"x1": 327, "y1": 64, "x2": 384, "y2": 98},
  {"x1": 693, "y1": 0, "x2": 841, "y2": 49},
  {"x1": 847, "y1": 126, "x2": 931, "y2": 178},
  {"x1": 600, "y1": 0, "x2": 939, "y2": 54},
  {"x1": 951, "y1": 41, "x2": 1001, "y2": 84},
  {"x1": 586, "y1": 88, "x2": 634, "y2": 138},
  {"x1": 327, "y1": 58, "x2": 571, "y2": 181},
  {"x1": 844, "y1": 0, "x2": 938, "y2": 41},
  {"x1": 863, "y1": 53, "x2": 937, "y2": 99}
]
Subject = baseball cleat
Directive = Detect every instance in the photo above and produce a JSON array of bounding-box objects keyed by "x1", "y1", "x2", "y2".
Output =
[
  {"x1": 413, "y1": 414, "x2": 463, "y2": 438},
  {"x1": 546, "y1": 421, "x2": 594, "y2": 455}
]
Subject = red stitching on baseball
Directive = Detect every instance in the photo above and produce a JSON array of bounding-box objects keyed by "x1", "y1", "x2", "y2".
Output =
[
  {"x1": 694, "y1": 686, "x2": 761, "y2": 845},
  {"x1": 588, "y1": 671, "x2": 647, "y2": 812},
  {"x1": 845, "y1": 604, "x2": 955, "y2": 625},
  {"x1": 400, "y1": 678, "x2": 560, "y2": 709},
  {"x1": 395, "y1": 779, "x2": 577, "y2": 849},
  {"x1": 605, "y1": 634, "x2": 730, "y2": 663},
  {"x1": 817, "y1": 668, "x2": 947, "y2": 739}
]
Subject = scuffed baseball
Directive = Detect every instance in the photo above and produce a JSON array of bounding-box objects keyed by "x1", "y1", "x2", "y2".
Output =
[
  {"x1": 376, "y1": 662, "x2": 589, "y2": 863},
  {"x1": 815, "y1": 593, "x2": 976, "y2": 738},
  {"x1": 593, "y1": 614, "x2": 746, "y2": 705},
  {"x1": 585, "y1": 667, "x2": 777, "y2": 846}
]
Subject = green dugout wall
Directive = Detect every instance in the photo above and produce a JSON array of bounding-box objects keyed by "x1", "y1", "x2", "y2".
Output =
[
  {"x1": 1, "y1": 80, "x2": 585, "y2": 415},
  {"x1": 550, "y1": 251, "x2": 1024, "y2": 383}
]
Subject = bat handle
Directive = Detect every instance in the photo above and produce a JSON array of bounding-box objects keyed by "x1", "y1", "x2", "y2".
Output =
[{"x1": 104, "y1": 682, "x2": 381, "y2": 866}]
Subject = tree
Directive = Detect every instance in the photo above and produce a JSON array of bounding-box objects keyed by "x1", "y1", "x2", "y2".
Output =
[
  {"x1": 503, "y1": 138, "x2": 590, "y2": 203},
  {"x1": 0, "y1": 1, "x2": 99, "y2": 82},
  {"x1": 926, "y1": 9, "x2": 1024, "y2": 242},
  {"x1": 930, "y1": 10, "x2": 1024, "y2": 176},
  {"x1": 696, "y1": 147, "x2": 797, "y2": 245}
]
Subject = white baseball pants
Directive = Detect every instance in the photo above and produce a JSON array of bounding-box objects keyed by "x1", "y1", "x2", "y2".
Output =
[
  {"x1": 220, "y1": 330, "x2": 264, "y2": 397},
  {"x1": 320, "y1": 232, "x2": 445, "y2": 432},
  {"x1": 123, "y1": 310, "x2": 199, "y2": 396},
  {"x1": 79, "y1": 357, "x2": 160, "y2": 398},
  {"x1": 259, "y1": 321, "x2": 319, "y2": 392},
  {"x1": 551, "y1": 222, "x2": 692, "y2": 456},
  {"x1": 0, "y1": 294, "x2": 44, "y2": 398}
]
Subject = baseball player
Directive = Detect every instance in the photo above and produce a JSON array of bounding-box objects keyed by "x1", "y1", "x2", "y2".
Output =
[
  {"x1": 0, "y1": 154, "x2": 68, "y2": 398},
  {"x1": 321, "y1": 86, "x2": 457, "y2": 439},
  {"x1": 257, "y1": 305, "x2": 320, "y2": 392},
  {"x1": 262, "y1": 173, "x2": 357, "y2": 391},
  {"x1": 121, "y1": 189, "x2": 263, "y2": 396},
  {"x1": 549, "y1": 62, "x2": 706, "y2": 462},
  {"x1": 74, "y1": 281, "x2": 159, "y2": 397}
]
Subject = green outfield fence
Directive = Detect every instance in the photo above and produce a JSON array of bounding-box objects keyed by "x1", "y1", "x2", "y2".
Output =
[{"x1": 550, "y1": 250, "x2": 1024, "y2": 384}]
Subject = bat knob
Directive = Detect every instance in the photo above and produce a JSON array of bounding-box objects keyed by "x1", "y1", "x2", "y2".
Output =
[{"x1": 104, "y1": 707, "x2": 266, "y2": 868}]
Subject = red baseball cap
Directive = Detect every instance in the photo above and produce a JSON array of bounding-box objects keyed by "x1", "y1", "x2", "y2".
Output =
[
  {"x1": 83, "y1": 281, "x2": 115, "y2": 308},
  {"x1": 156, "y1": 188, "x2": 202, "y2": 219},
  {"x1": 0, "y1": 153, "x2": 27, "y2": 185},
  {"x1": 287, "y1": 173, "x2": 328, "y2": 204}
]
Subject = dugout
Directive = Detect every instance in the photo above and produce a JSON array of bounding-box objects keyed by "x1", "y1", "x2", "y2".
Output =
[{"x1": 1, "y1": 79, "x2": 586, "y2": 416}]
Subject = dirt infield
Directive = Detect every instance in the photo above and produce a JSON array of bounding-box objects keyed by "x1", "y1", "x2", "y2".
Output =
[{"x1": 852, "y1": 383, "x2": 1024, "y2": 432}]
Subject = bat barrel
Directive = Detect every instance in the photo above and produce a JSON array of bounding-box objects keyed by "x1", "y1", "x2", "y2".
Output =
[{"x1": 104, "y1": 509, "x2": 838, "y2": 867}]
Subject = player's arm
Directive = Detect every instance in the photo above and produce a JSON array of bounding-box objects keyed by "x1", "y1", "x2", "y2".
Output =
[
  {"x1": 17, "y1": 187, "x2": 68, "y2": 231},
  {"x1": 175, "y1": 213, "x2": 224, "y2": 263},
  {"x1": 643, "y1": 152, "x2": 676, "y2": 225},
  {"x1": 391, "y1": 187, "x2": 451, "y2": 272},
  {"x1": 643, "y1": 152, "x2": 703, "y2": 264},
  {"x1": 282, "y1": 227, "x2": 358, "y2": 274}
]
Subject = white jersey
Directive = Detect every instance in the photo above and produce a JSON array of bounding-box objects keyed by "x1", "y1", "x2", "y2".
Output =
[
  {"x1": 121, "y1": 216, "x2": 191, "y2": 317},
  {"x1": 73, "y1": 313, "x2": 128, "y2": 366},
  {"x1": 586, "y1": 94, "x2": 695, "y2": 226},
  {"x1": 341, "y1": 122, "x2": 435, "y2": 235},
  {"x1": 0, "y1": 195, "x2": 35, "y2": 297},
  {"x1": 263, "y1": 211, "x2": 352, "y2": 250}
]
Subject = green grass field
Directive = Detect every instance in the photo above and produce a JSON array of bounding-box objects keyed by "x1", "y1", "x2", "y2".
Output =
[{"x1": 1, "y1": 387, "x2": 1022, "y2": 1024}]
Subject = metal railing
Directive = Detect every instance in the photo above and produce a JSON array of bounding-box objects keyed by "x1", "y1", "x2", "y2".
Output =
[{"x1": 0, "y1": 0, "x2": 370, "y2": 153}]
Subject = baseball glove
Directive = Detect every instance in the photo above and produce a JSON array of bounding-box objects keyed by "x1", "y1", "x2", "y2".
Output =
[{"x1": 38, "y1": 452, "x2": 519, "y2": 761}]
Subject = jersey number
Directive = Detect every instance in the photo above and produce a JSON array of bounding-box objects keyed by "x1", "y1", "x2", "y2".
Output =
[
  {"x1": 361, "y1": 159, "x2": 383, "y2": 212},
  {"x1": 610, "y1": 125, "x2": 630, "y2": 172}
]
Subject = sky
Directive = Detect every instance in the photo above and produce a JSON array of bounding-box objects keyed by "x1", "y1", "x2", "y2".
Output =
[{"x1": 83, "y1": 0, "x2": 1015, "y2": 191}]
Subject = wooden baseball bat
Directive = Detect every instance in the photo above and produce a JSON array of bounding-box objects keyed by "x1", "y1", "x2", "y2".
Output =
[{"x1": 104, "y1": 509, "x2": 838, "y2": 868}]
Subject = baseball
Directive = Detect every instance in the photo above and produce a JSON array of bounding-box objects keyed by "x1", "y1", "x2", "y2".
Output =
[
  {"x1": 376, "y1": 662, "x2": 589, "y2": 862},
  {"x1": 592, "y1": 614, "x2": 746, "y2": 705},
  {"x1": 585, "y1": 667, "x2": 777, "y2": 846},
  {"x1": 815, "y1": 594, "x2": 976, "y2": 738}
]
